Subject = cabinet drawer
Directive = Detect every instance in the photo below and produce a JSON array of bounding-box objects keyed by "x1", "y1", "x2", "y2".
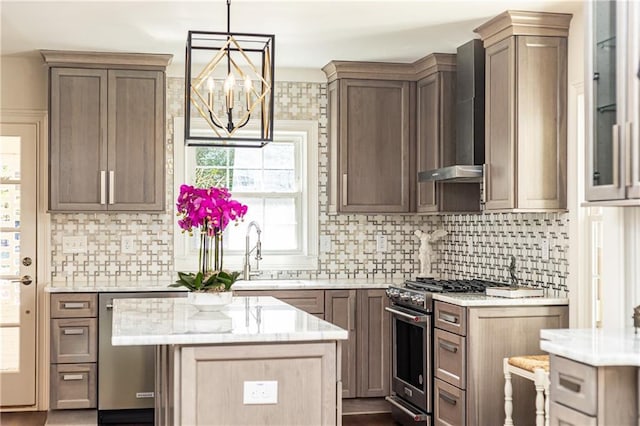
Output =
[
  {"x1": 434, "y1": 302, "x2": 467, "y2": 336},
  {"x1": 237, "y1": 290, "x2": 325, "y2": 314},
  {"x1": 549, "y1": 355, "x2": 597, "y2": 416},
  {"x1": 434, "y1": 378, "x2": 465, "y2": 426},
  {"x1": 549, "y1": 401, "x2": 596, "y2": 426},
  {"x1": 51, "y1": 318, "x2": 97, "y2": 364},
  {"x1": 50, "y1": 363, "x2": 96, "y2": 409},
  {"x1": 434, "y1": 328, "x2": 466, "y2": 388},
  {"x1": 51, "y1": 293, "x2": 97, "y2": 318}
]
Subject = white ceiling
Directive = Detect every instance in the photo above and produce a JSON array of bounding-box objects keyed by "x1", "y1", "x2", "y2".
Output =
[{"x1": 1, "y1": 0, "x2": 582, "y2": 79}]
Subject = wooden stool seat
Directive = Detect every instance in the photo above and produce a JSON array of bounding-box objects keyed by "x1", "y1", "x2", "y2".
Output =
[
  {"x1": 508, "y1": 355, "x2": 550, "y2": 372},
  {"x1": 503, "y1": 355, "x2": 550, "y2": 426}
]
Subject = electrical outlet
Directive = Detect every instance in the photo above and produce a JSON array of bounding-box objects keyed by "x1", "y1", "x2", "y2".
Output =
[
  {"x1": 375, "y1": 233, "x2": 387, "y2": 253},
  {"x1": 121, "y1": 235, "x2": 136, "y2": 254},
  {"x1": 319, "y1": 235, "x2": 332, "y2": 252},
  {"x1": 541, "y1": 238, "x2": 550, "y2": 261},
  {"x1": 243, "y1": 381, "x2": 278, "y2": 405},
  {"x1": 62, "y1": 236, "x2": 87, "y2": 254}
]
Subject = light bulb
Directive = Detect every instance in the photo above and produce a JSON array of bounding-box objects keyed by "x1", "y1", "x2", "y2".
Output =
[
  {"x1": 207, "y1": 78, "x2": 214, "y2": 93},
  {"x1": 244, "y1": 76, "x2": 252, "y2": 91}
]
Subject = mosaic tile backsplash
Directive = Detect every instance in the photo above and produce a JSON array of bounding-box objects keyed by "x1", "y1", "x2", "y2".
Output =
[{"x1": 50, "y1": 79, "x2": 569, "y2": 296}]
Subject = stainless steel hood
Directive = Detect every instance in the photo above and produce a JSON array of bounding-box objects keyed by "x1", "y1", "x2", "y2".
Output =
[
  {"x1": 418, "y1": 165, "x2": 483, "y2": 182},
  {"x1": 419, "y1": 39, "x2": 485, "y2": 183}
]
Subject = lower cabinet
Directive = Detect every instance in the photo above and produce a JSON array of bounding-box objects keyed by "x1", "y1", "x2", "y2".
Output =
[
  {"x1": 549, "y1": 355, "x2": 638, "y2": 425},
  {"x1": 237, "y1": 288, "x2": 391, "y2": 399},
  {"x1": 324, "y1": 289, "x2": 391, "y2": 399},
  {"x1": 50, "y1": 293, "x2": 98, "y2": 409},
  {"x1": 433, "y1": 301, "x2": 569, "y2": 426}
]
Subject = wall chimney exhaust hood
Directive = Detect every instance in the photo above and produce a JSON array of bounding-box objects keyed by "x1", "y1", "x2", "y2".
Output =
[{"x1": 419, "y1": 39, "x2": 485, "y2": 183}]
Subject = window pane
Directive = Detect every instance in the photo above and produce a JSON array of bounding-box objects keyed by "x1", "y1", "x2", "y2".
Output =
[
  {"x1": 264, "y1": 143, "x2": 294, "y2": 170},
  {"x1": 224, "y1": 197, "x2": 264, "y2": 251},
  {"x1": 0, "y1": 327, "x2": 19, "y2": 372},
  {"x1": 263, "y1": 170, "x2": 295, "y2": 192},
  {"x1": 195, "y1": 168, "x2": 228, "y2": 189},
  {"x1": 232, "y1": 169, "x2": 262, "y2": 191},
  {"x1": 262, "y1": 225, "x2": 297, "y2": 251},
  {"x1": 264, "y1": 198, "x2": 296, "y2": 225},
  {"x1": 0, "y1": 232, "x2": 19, "y2": 276},
  {"x1": 196, "y1": 147, "x2": 228, "y2": 167},
  {"x1": 232, "y1": 148, "x2": 262, "y2": 168}
]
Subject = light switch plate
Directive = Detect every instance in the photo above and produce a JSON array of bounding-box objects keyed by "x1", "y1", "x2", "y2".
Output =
[
  {"x1": 375, "y1": 233, "x2": 387, "y2": 253},
  {"x1": 62, "y1": 236, "x2": 87, "y2": 254},
  {"x1": 243, "y1": 381, "x2": 278, "y2": 405},
  {"x1": 319, "y1": 235, "x2": 332, "y2": 252},
  {"x1": 541, "y1": 238, "x2": 550, "y2": 261}
]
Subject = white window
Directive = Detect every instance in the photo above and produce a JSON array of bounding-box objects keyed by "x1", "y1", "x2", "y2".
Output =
[{"x1": 173, "y1": 118, "x2": 318, "y2": 272}]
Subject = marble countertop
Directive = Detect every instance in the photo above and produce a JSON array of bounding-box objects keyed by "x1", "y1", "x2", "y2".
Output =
[
  {"x1": 111, "y1": 296, "x2": 348, "y2": 346},
  {"x1": 433, "y1": 293, "x2": 569, "y2": 307},
  {"x1": 540, "y1": 328, "x2": 640, "y2": 366},
  {"x1": 45, "y1": 278, "x2": 395, "y2": 293}
]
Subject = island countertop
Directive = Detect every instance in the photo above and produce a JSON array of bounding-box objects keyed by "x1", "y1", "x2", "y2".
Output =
[
  {"x1": 540, "y1": 327, "x2": 640, "y2": 366},
  {"x1": 111, "y1": 296, "x2": 349, "y2": 346}
]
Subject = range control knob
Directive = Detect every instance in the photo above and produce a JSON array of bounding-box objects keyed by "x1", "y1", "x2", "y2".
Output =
[
  {"x1": 411, "y1": 295, "x2": 424, "y2": 304},
  {"x1": 400, "y1": 293, "x2": 411, "y2": 302}
]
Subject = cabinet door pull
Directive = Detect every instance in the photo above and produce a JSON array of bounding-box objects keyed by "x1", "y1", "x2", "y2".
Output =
[
  {"x1": 63, "y1": 302, "x2": 85, "y2": 309},
  {"x1": 109, "y1": 170, "x2": 115, "y2": 204},
  {"x1": 62, "y1": 374, "x2": 84, "y2": 381},
  {"x1": 100, "y1": 170, "x2": 106, "y2": 205},
  {"x1": 558, "y1": 375, "x2": 582, "y2": 393},
  {"x1": 613, "y1": 124, "x2": 620, "y2": 188},
  {"x1": 626, "y1": 122, "x2": 632, "y2": 187},
  {"x1": 439, "y1": 341, "x2": 458, "y2": 353},
  {"x1": 481, "y1": 163, "x2": 487, "y2": 204},
  {"x1": 439, "y1": 312, "x2": 459, "y2": 324},
  {"x1": 439, "y1": 390, "x2": 458, "y2": 405},
  {"x1": 63, "y1": 328, "x2": 84, "y2": 335},
  {"x1": 342, "y1": 173, "x2": 348, "y2": 207}
]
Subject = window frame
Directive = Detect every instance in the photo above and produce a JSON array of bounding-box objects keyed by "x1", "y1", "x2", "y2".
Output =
[{"x1": 173, "y1": 117, "x2": 319, "y2": 272}]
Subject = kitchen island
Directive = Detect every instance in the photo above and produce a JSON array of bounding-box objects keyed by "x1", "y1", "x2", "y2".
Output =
[{"x1": 111, "y1": 296, "x2": 348, "y2": 426}]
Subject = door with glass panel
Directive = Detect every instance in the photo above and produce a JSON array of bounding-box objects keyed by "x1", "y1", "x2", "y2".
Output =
[{"x1": 0, "y1": 121, "x2": 37, "y2": 407}]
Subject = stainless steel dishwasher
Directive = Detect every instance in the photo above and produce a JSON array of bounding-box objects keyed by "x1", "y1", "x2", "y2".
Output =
[{"x1": 98, "y1": 292, "x2": 183, "y2": 424}]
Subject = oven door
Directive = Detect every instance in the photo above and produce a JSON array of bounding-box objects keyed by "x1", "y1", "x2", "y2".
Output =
[{"x1": 386, "y1": 305, "x2": 432, "y2": 414}]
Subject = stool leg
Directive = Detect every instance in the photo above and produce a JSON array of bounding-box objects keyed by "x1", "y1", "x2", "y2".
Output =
[
  {"x1": 544, "y1": 371, "x2": 550, "y2": 426},
  {"x1": 534, "y1": 368, "x2": 546, "y2": 426},
  {"x1": 504, "y1": 358, "x2": 514, "y2": 426}
]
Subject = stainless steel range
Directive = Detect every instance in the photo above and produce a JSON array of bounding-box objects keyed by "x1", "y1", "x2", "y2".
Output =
[{"x1": 384, "y1": 277, "x2": 509, "y2": 425}]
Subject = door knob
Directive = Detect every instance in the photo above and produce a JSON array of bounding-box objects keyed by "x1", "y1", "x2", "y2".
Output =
[{"x1": 12, "y1": 275, "x2": 33, "y2": 286}]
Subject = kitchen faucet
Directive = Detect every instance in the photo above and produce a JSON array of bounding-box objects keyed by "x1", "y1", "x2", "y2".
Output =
[{"x1": 243, "y1": 221, "x2": 262, "y2": 280}]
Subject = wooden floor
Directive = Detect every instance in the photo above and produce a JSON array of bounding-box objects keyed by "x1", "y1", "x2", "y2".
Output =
[{"x1": 0, "y1": 410, "x2": 397, "y2": 425}]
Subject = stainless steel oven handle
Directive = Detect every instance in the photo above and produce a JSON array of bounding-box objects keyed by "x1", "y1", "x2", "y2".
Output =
[
  {"x1": 385, "y1": 307, "x2": 429, "y2": 323},
  {"x1": 439, "y1": 341, "x2": 458, "y2": 353},
  {"x1": 385, "y1": 396, "x2": 429, "y2": 422}
]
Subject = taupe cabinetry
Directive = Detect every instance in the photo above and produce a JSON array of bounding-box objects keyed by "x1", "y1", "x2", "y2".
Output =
[
  {"x1": 416, "y1": 54, "x2": 480, "y2": 213},
  {"x1": 50, "y1": 293, "x2": 98, "y2": 409},
  {"x1": 325, "y1": 73, "x2": 412, "y2": 213},
  {"x1": 549, "y1": 355, "x2": 638, "y2": 425},
  {"x1": 433, "y1": 301, "x2": 568, "y2": 426},
  {"x1": 474, "y1": 12, "x2": 571, "y2": 211},
  {"x1": 585, "y1": 1, "x2": 640, "y2": 204},
  {"x1": 42, "y1": 50, "x2": 171, "y2": 212},
  {"x1": 238, "y1": 288, "x2": 390, "y2": 399}
]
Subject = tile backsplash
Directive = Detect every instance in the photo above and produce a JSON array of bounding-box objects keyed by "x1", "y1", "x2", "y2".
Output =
[{"x1": 50, "y1": 79, "x2": 569, "y2": 296}]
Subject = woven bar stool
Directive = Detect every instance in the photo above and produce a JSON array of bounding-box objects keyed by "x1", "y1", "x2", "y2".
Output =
[{"x1": 503, "y1": 355, "x2": 550, "y2": 426}]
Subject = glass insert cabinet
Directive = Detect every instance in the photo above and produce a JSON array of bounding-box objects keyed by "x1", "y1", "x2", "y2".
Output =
[{"x1": 586, "y1": 0, "x2": 640, "y2": 203}]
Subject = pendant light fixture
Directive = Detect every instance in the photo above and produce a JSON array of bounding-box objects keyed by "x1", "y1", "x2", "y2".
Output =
[{"x1": 185, "y1": 0, "x2": 275, "y2": 147}]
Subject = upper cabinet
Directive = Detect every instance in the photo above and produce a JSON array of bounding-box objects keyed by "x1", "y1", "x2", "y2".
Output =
[
  {"x1": 324, "y1": 62, "x2": 413, "y2": 213},
  {"x1": 585, "y1": 0, "x2": 640, "y2": 204},
  {"x1": 475, "y1": 11, "x2": 572, "y2": 211},
  {"x1": 42, "y1": 51, "x2": 172, "y2": 212}
]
